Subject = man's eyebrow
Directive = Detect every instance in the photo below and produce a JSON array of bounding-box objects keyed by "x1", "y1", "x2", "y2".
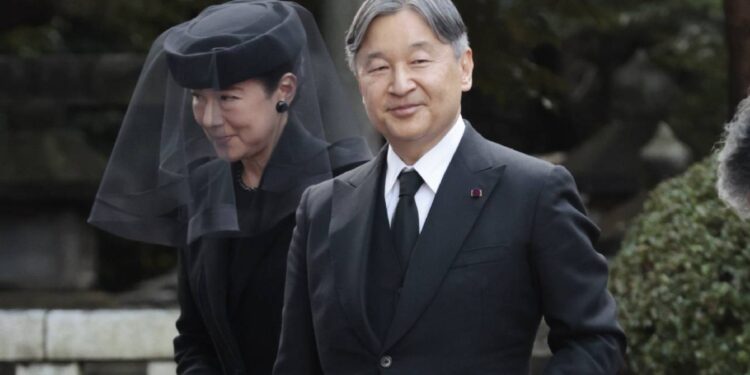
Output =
[
  {"x1": 360, "y1": 41, "x2": 439, "y2": 65},
  {"x1": 409, "y1": 41, "x2": 436, "y2": 52},
  {"x1": 363, "y1": 51, "x2": 386, "y2": 63}
]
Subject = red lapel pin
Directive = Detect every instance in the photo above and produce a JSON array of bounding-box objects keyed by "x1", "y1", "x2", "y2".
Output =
[{"x1": 470, "y1": 188, "x2": 482, "y2": 198}]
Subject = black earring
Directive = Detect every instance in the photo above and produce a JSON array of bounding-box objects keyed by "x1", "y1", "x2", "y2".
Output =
[{"x1": 275, "y1": 100, "x2": 289, "y2": 113}]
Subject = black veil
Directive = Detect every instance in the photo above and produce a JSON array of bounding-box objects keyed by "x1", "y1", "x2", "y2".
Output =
[{"x1": 89, "y1": 0, "x2": 371, "y2": 246}]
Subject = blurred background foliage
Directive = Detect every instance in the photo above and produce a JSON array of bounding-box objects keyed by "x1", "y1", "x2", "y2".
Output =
[
  {"x1": 0, "y1": 0, "x2": 319, "y2": 55},
  {"x1": 1, "y1": 0, "x2": 728, "y2": 155},
  {"x1": 456, "y1": 0, "x2": 726, "y2": 155},
  {"x1": 0, "y1": 0, "x2": 730, "y2": 286},
  {"x1": 612, "y1": 157, "x2": 750, "y2": 374}
]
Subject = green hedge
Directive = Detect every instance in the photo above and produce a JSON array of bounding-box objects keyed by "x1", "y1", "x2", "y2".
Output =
[{"x1": 611, "y1": 157, "x2": 750, "y2": 374}]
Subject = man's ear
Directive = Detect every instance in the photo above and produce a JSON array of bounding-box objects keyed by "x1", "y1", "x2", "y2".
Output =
[
  {"x1": 277, "y1": 73, "x2": 298, "y2": 104},
  {"x1": 460, "y1": 48, "x2": 474, "y2": 92}
]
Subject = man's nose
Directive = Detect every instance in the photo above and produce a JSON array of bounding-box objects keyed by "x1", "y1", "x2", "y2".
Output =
[{"x1": 388, "y1": 66, "x2": 416, "y2": 96}]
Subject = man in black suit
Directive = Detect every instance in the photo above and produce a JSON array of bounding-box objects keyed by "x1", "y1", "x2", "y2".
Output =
[{"x1": 274, "y1": 0, "x2": 626, "y2": 373}]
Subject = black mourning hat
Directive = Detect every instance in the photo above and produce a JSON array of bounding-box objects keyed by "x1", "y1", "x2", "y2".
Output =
[
  {"x1": 89, "y1": 0, "x2": 372, "y2": 246},
  {"x1": 164, "y1": 1, "x2": 306, "y2": 89}
]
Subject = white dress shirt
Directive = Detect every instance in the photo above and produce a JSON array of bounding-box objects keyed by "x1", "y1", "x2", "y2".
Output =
[{"x1": 384, "y1": 115, "x2": 466, "y2": 231}]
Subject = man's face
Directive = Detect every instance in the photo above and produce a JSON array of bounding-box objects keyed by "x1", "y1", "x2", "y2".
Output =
[{"x1": 355, "y1": 9, "x2": 473, "y2": 159}]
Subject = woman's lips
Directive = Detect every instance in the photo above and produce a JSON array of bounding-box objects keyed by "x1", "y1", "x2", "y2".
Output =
[
  {"x1": 388, "y1": 103, "x2": 421, "y2": 118},
  {"x1": 213, "y1": 135, "x2": 234, "y2": 146}
]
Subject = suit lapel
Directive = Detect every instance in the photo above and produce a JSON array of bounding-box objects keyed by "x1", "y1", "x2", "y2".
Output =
[
  {"x1": 329, "y1": 149, "x2": 386, "y2": 354},
  {"x1": 383, "y1": 125, "x2": 507, "y2": 350}
]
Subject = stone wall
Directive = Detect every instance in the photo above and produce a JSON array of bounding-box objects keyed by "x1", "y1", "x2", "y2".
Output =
[
  {"x1": 0, "y1": 54, "x2": 165, "y2": 291},
  {"x1": 0, "y1": 309, "x2": 552, "y2": 374},
  {"x1": 0, "y1": 309, "x2": 177, "y2": 375}
]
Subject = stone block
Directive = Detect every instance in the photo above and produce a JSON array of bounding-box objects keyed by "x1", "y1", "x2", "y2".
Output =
[
  {"x1": 0, "y1": 211, "x2": 97, "y2": 290},
  {"x1": 0, "y1": 129, "x2": 106, "y2": 185},
  {"x1": 15, "y1": 364, "x2": 80, "y2": 375},
  {"x1": 611, "y1": 51, "x2": 677, "y2": 122},
  {"x1": 0, "y1": 310, "x2": 44, "y2": 360},
  {"x1": 4, "y1": 99, "x2": 66, "y2": 130},
  {"x1": 90, "y1": 54, "x2": 142, "y2": 105},
  {"x1": 31, "y1": 56, "x2": 92, "y2": 104},
  {"x1": 0, "y1": 55, "x2": 141, "y2": 106},
  {"x1": 640, "y1": 122, "x2": 693, "y2": 180},
  {"x1": 46, "y1": 309, "x2": 179, "y2": 360},
  {"x1": 146, "y1": 362, "x2": 176, "y2": 375},
  {"x1": 80, "y1": 362, "x2": 145, "y2": 375},
  {"x1": 0, "y1": 57, "x2": 27, "y2": 103}
]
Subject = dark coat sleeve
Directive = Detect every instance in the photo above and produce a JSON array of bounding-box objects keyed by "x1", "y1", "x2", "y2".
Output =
[
  {"x1": 273, "y1": 187, "x2": 324, "y2": 375},
  {"x1": 530, "y1": 166, "x2": 627, "y2": 374},
  {"x1": 173, "y1": 249, "x2": 222, "y2": 374}
]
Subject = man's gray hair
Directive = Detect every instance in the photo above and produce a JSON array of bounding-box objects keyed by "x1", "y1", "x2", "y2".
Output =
[
  {"x1": 345, "y1": 0, "x2": 469, "y2": 73},
  {"x1": 717, "y1": 96, "x2": 750, "y2": 218}
]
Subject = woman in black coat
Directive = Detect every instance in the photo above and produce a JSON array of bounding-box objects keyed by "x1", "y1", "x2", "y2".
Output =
[{"x1": 89, "y1": 1, "x2": 371, "y2": 373}]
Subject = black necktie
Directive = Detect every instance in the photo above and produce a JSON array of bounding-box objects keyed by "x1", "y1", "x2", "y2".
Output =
[{"x1": 392, "y1": 169, "x2": 424, "y2": 270}]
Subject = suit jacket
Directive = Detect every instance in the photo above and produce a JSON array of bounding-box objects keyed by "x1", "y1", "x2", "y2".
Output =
[
  {"x1": 274, "y1": 123, "x2": 626, "y2": 375},
  {"x1": 174, "y1": 121, "x2": 370, "y2": 375}
]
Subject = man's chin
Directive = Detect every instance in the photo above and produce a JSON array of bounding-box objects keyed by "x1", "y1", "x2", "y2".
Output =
[{"x1": 383, "y1": 129, "x2": 426, "y2": 144}]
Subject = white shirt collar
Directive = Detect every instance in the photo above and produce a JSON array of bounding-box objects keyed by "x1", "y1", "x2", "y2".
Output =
[{"x1": 385, "y1": 115, "x2": 466, "y2": 195}]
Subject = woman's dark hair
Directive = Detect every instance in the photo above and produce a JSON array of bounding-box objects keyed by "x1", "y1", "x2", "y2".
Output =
[{"x1": 257, "y1": 61, "x2": 295, "y2": 97}]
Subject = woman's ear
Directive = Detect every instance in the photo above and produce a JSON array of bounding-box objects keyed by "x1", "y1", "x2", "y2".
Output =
[{"x1": 277, "y1": 73, "x2": 298, "y2": 104}]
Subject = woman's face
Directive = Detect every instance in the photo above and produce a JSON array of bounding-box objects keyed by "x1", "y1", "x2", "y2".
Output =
[{"x1": 191, "y1": 78, "x2": 287, "y2": 163}]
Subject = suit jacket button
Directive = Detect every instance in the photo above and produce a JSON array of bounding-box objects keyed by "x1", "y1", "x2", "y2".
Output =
[{"x1": 379, "y1": 355, "x2": 393, "y2": 368}]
